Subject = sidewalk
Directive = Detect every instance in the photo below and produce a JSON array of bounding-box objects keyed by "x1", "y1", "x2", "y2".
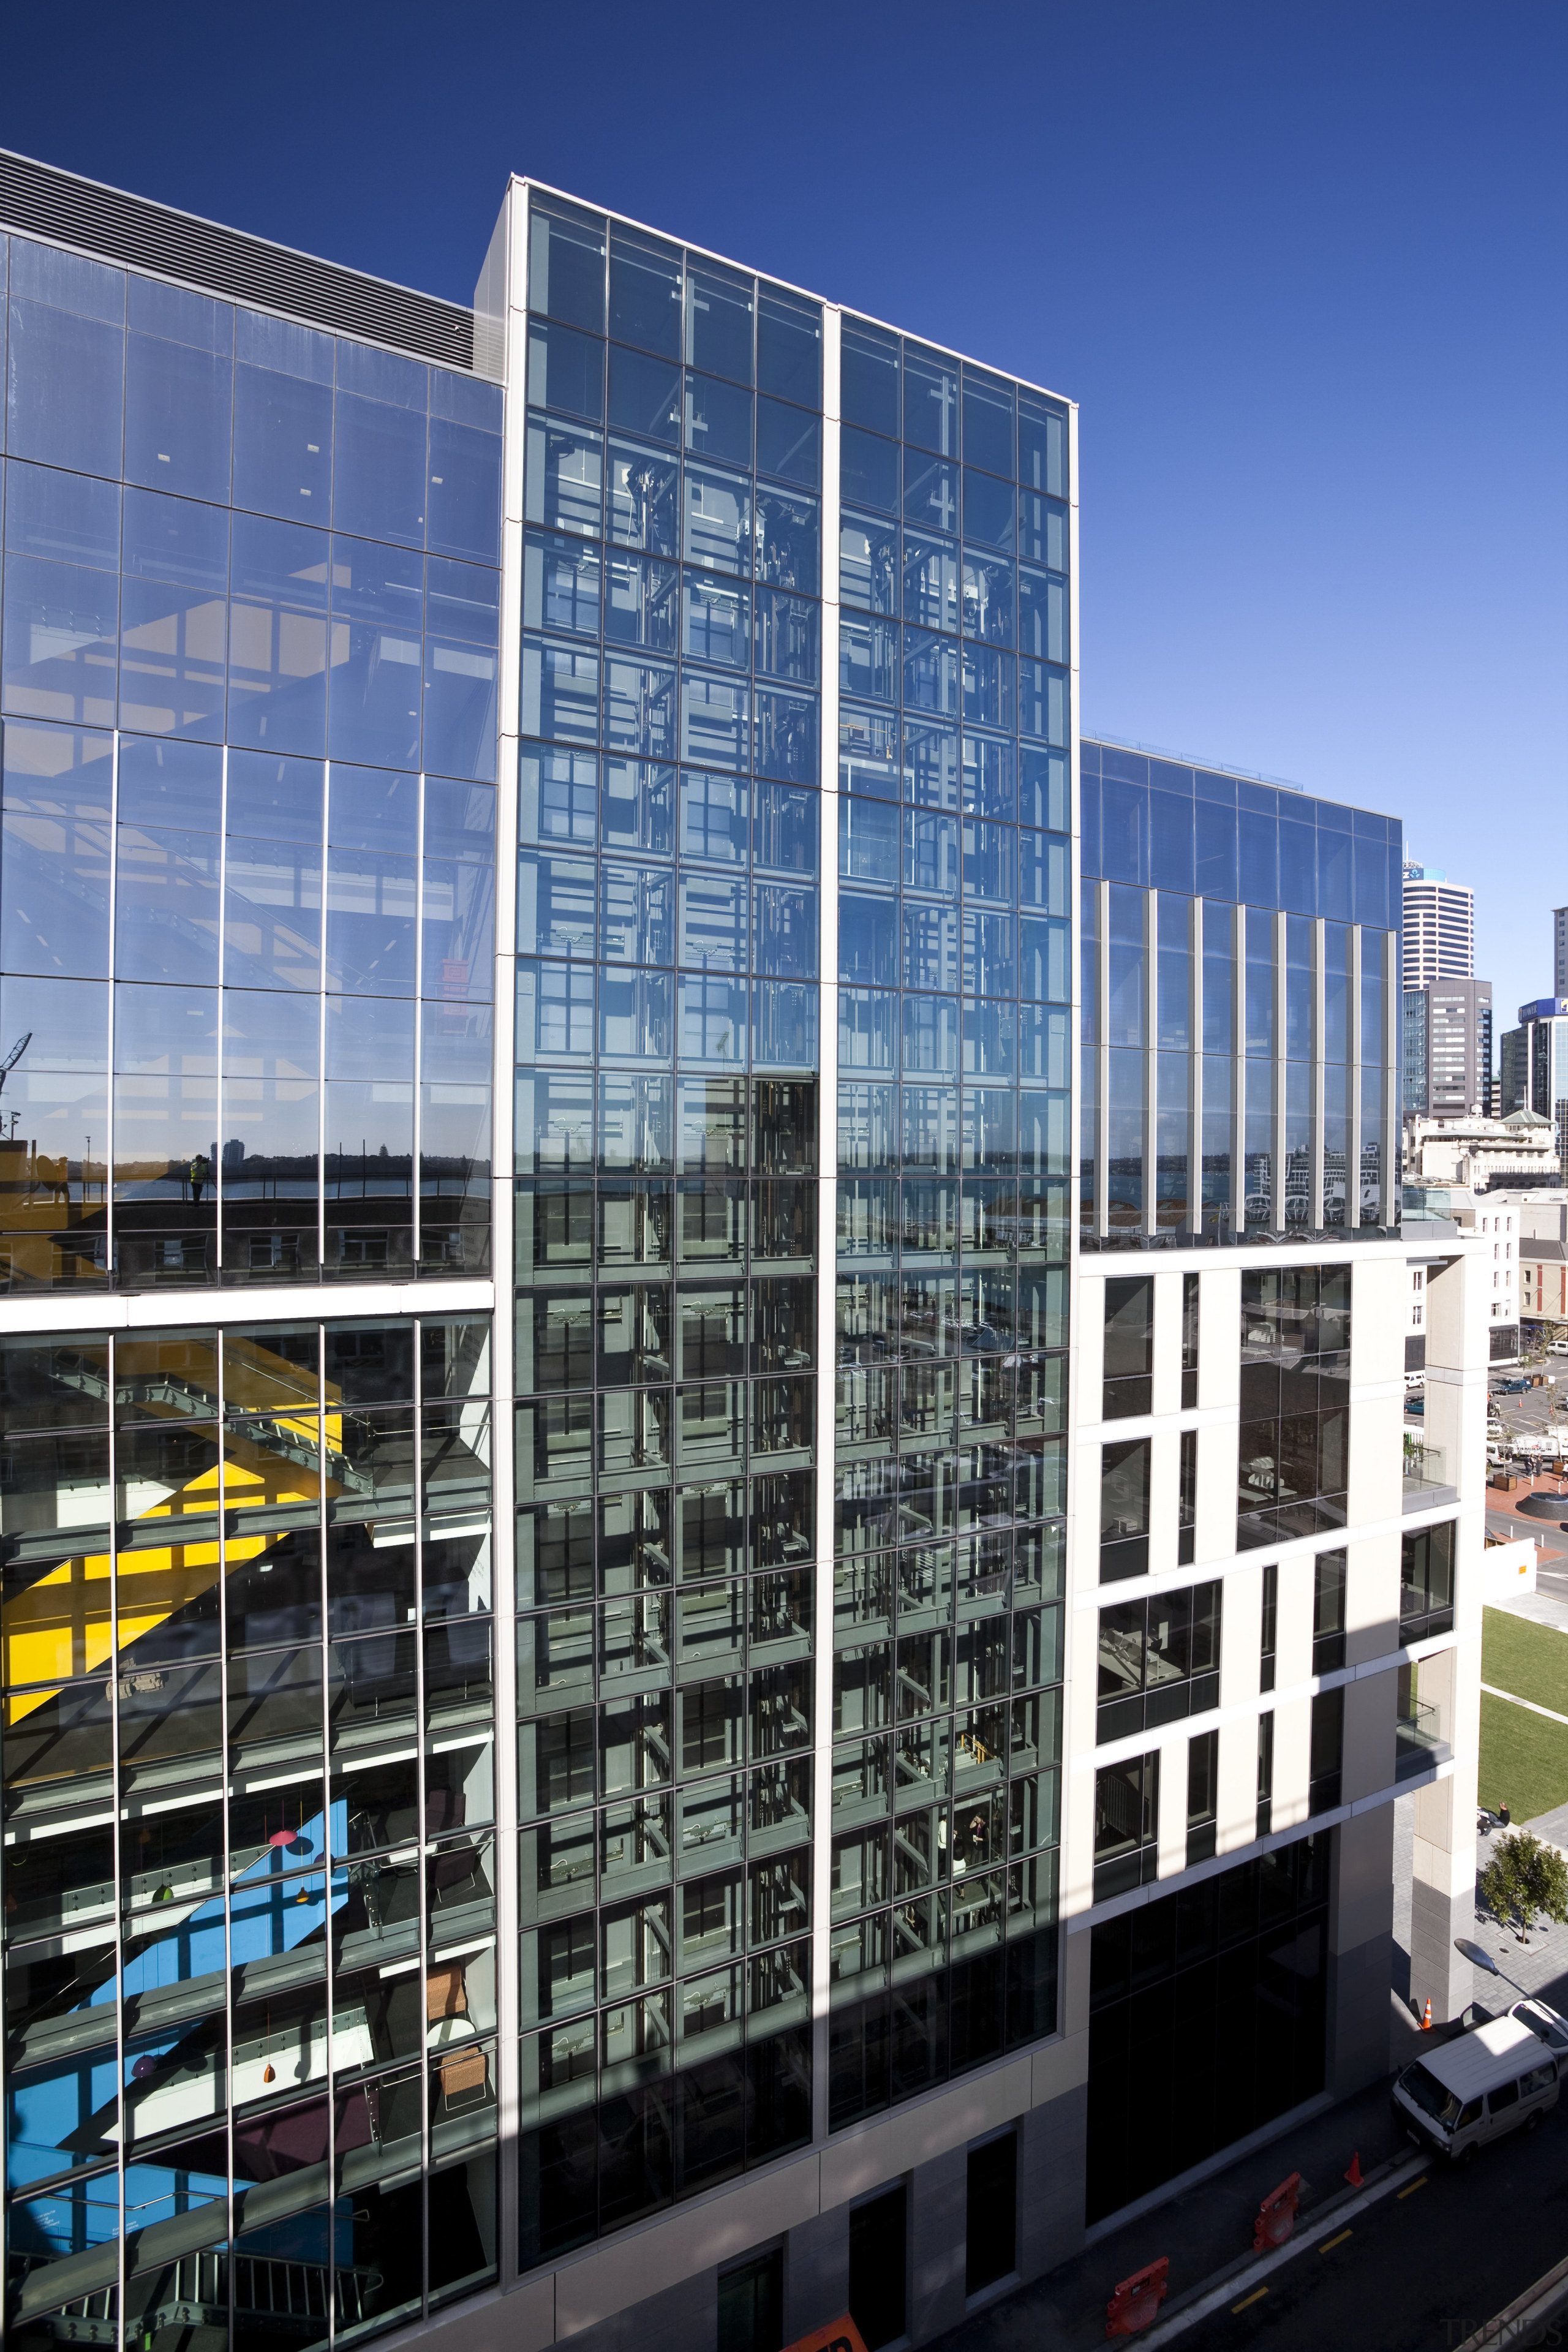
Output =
[
  {"x1": 1472, "y1": 1804, "x2": 1568, "y2": 2010},
  {"x1": 930, "y1": 2069, "x2": 1412, "y2": 2352}
]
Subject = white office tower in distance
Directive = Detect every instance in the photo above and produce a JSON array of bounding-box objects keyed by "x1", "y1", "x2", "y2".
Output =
[{"x1": 1401, "y1": 864, "x2": 1474, "y2": 985}]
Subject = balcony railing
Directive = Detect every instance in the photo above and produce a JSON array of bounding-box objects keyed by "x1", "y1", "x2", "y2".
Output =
[
  {"x1": 1395, "y1": 1694, "x2": 1450, "y2": 1777},
  {"x1": 1403, "y1": 1437, "x2": 1458, "y2": 1511}
]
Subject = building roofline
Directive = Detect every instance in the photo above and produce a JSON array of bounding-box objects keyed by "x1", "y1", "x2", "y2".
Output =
[
  {"x1": 1082, "y1": 731, "x2": 1406, "y2": 824},
  {"x1": 0, "y1": 146, "x2": 474, "y2": 371},
  {"x1": 510, "y1": 175, "x2": 1077, "y2": 413}
]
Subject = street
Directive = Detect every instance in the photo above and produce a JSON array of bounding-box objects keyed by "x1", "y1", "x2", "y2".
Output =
[{"x1": 1193, "y1": 2092, "x2": 1568, "y2": 2350}]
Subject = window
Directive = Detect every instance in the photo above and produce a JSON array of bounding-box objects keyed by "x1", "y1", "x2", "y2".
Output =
[
  {"x1": 849, "y1": 2185, "x2": 908, "y2": 2351},
  {"x1": 1237, "y1": 1264, "x2": 1351, "y2": 1546},
  {"x1": 1259, "y1": 1562, "x2": 1278, "y2": 1694},
  {"x1": 1308, "y1": 1687, "x2": 1343, "y2": 1815},
  {"x1": 1401, "y1": 1522, "x2": 1455, "y2": 1643},
  {"x1": 1086, "y1": 1834, "x2": 1330, "y2": 2226},
  {"x1": 1186, "y1": 1728, "x2": 1218, "y2": 1867},
  {"x1": 965, "y1": 2132, "x2": 1019, "y2": 2295},
  {"x1": 1178, "y1": 1428, "x2": 1197, "y2": 1567},
  {"x1": 1256, "y1": 1712, "x2": 1274, "y2": 1838},
  {"x1": 1103, "y1": 1276, "x2": 1153, "y2": 1418},
  {"x1": 1311, "y1": 1550, "x2": 1346, "y2": 1675},
  {"x1": 1094, "y1": 1751, "x2": 1160, "y2": 1901},
  {"x1": 1181, "y1": 1270, "x2": 1199, "y2": 1407},
  {"x1": 1100, "y1": 1438, "x2": 1151, "y2": 1580},
  {"x1": 718, "y1": 2249, "x2": 784, "y2": 2352},
  {"x1": 1097, "y1": 1585, "x2": 1221, "y2": 1739}
]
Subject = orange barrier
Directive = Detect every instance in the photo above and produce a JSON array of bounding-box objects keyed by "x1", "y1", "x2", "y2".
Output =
[
  {"x1": 1253, "y1": 2173, "x2": 1302, "y2": 2252},
  {"x1": 1105, "y1": 2256, "x2": 1169, "y2": 2336}
]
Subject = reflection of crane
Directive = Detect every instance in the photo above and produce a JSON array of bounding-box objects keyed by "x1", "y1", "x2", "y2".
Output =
[
  {"x1": 0, "y1": 1031, "x2": 31, "y2": 1093},
  {"x1": 0, "y1": 1033, "x2": 29, "y2": 1138}
]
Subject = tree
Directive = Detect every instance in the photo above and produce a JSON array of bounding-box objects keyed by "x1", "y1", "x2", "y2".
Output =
[{"x1": 1481, "y1": 1831, "x2": 1568, "y2": 1942}]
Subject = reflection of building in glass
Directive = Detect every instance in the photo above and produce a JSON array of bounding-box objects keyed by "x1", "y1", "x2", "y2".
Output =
[
  {"x1": 0, "y1": 151, "x2": 1493, "y2": 2352},
  {"x1": 1079, "y1": 741, "x2": 1403, "y2": 1240},
  {"x1": 0, "y1": 150, "x2": 501, "y2": 2350}
]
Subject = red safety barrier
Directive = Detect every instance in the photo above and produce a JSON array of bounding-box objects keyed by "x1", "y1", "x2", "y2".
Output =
[
  {"x1": 782, "y1": 2319, "x2": 869, "y2": 2352},
  {"x1": 1253, "y1": 2172, "x2": 1302, "y2": 2252},
  {"x1": 1105, "y1": 2257, "x2": 1169, "y2": 2337}
]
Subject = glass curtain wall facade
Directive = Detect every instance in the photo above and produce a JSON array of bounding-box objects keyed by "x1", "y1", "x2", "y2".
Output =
[
  {"x1": 0, "y1": 233, "x2": 501, "y2": 1292},
  {"x1": 1079, "y1": 741, "x2": 1400, "y2": 1243},
  {"x1": 4, "y1": 1317, "x2": 498, "y2": 2348},
  {"x1": 4, "y1": 164, "x2": 1084, "y2": 2340},
  {"x1": 513, "y1": 195, "x2": 826, "y2": 2266},
  {"x1": 0, "y1": 200, "x2": 502, "y2": 2352},
  {"x1": 829, "y1": 318, "x2": 1069, "y2": 2124}
]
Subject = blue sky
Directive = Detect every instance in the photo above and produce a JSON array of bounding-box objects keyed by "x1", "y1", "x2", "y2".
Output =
[{"x1": 4, "y1": 1, "x2": 1564, "y2": 1027}]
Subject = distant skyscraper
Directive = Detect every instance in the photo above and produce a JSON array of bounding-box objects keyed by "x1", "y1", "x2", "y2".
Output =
[
  {"x1": 1554, "y1": 903, "x2": 1568, "y2": 997},
  {"x1": 1401, "y1": 862, "x2": 1474, "y2": 986},
  {"x1": 1403, "y1": 978, "x2": 1493, "y2": 1118}
]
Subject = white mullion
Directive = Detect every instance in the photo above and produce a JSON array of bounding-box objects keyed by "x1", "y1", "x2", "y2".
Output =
[
  {"x1": 319, "y1": 764, "x2": 331, "y2": 1280},
  {"x1": 1229, "y1": 902, "x2": 1245, "y2": 1236},
  {"x1": 105, "y1": 731, "x2": 119, "y2": 1281},
  {"x1": 1272, "y1": 908, "x2": 1287, "y2": 1234},
  {"x1": 1141, "y1": 887, "x2": 1157, "y2": 1237},
  {"x1": 216, "y1": 743, "x2": 228, "y2": 1280},
  {"x1": 1311, "y1": 918, "x2": 1326, "y2": 1234},
  {"x1": 1188, "y1": 895, "x2": 1203, "y2": 1239},
  {"x1": 413, "y1": 771, "x2": 426, "y2": 1271},
  {"x1": 491, "y1": 174, "x2": 526, "y2": 2290},
  {"x1": 1348, "y1": 924, "x2": 1363, "y2": 1233},
  {"x1": 809, "y1": 302, "x2": 842, "y2": 2145},
  {"x1": 1095, "y1": 879, "x2": 1110, "y2": 1238}
]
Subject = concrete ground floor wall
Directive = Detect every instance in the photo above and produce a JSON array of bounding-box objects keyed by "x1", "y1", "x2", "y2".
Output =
[{"x1": 368, "y1": 1809, "x2": 1408, "y2": 2352}]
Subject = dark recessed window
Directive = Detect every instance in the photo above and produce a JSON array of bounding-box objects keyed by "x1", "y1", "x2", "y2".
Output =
[
  {"x1": 1100, "y1": 1438, "x2": 1150, "y2": 1580},
  {"x1": 1093, "y1": 1749, "x2": 1160, "y2": 1902},
  {"x1": 1103, "y1": 1275, "x2": 1153, "y2": 1419},
  {"x1": 965, "y1": 2131, "x2": 1018, "y2": 2295},
  {"x1": 850, "y1": 2184, "x2": 908, "y2": 2351}
]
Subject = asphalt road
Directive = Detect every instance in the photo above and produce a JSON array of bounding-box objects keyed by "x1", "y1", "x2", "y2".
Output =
[{"x1": 1190, "y1": 2090, "x2": 1568, "y2": 2350}]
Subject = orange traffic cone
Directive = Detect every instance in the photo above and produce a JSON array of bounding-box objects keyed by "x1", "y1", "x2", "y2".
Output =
[
  {"x1": 1344, "y1": 2152, "x2": 1363, "y2": 2188},
  {"x1": 1420, "y1": 1999, "x2": 1433, "y2": 2030}
]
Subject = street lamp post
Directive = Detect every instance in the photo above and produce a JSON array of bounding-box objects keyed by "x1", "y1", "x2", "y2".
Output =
[{"x1": 1455, "y1": 1936, "x2": 1529, "y2": 2000}]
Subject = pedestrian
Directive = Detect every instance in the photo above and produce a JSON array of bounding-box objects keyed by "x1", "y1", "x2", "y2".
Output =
[{"x1": 189, "y1": 1151, "x2": 211, "y2": 1205}]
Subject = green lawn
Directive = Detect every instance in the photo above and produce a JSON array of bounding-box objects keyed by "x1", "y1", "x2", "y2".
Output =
[
  {"x1": 1478, "y1": 1692, "x2": 1568, "y2": 1824},
  {"x1": 1482, "y1": 1606, "x2": 1568, "y2": 1718}
]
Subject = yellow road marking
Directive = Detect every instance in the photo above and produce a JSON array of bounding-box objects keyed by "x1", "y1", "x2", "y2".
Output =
[
  {"x1": 1396, "y1": 2176, "x2": 1428, "y2": 2199},
  {"x1": 1232, "y1": 2286, "x2": 1270, "y2": 2312},
  {"x1": 1318, "y1": 2228, "x2": 1353, "y2": 2252}
]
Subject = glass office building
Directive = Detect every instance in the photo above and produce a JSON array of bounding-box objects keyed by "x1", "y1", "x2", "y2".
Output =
[
  {"x1": 1078, "y1": 741, "x2": 1401, "y2": 1242},
  {"x1": 1, "y1": 153, "x2": 1490, "y2": 2352},
  {"x1": 0, "y1": 156, "x2": 503, "y2": 2352}
]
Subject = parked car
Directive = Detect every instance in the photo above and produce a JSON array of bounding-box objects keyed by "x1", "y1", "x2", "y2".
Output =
[{"x1": 1392, "y1": 2015, "x2": 1559, "y2": 2162}]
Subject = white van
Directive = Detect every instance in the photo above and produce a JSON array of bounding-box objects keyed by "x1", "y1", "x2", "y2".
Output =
[
  {"x1": 1549, "y1": 1341, "x2": 1568, "y2": 1357},
  {"x1": 1392, "y1": 2015, "x2": 1559, "y2": 2162}
]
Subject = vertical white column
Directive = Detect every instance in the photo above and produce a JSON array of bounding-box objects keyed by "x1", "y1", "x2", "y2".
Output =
[
  {"x1": 1347, "y1": 924, "x2": 1363, "y2": 1234},
  {"x1": 489, "y1": 176, "x2": 524, "y2": 2289},
  {"x1": 1067, "y1": 402, "x2": 1085, "y2": 1268},
  {"x1": 1229, "y1": 902, "x2": 1245, "y2": 1235},
  {"x1": 1311, "y1": 918, "x2": 1326, "y2": 1234},
  {"x1": 1188, "y1": 895, "x2": 1204, "y2": 1237},
  {"x1": 1142, "y1": 888, "x2": 1157, "y2": 1237},
  {"x1": 810, "y1": 304, "x2": 842, "y2": 2140},
  {"x1": 1382, "y1": 929, "x2": 1400, "y2": 1224},
  {"x1": 1272, "y1": 908, "x2": 1287, "y2": 1234},
  {"x1": 1095, "y1": 880, "x2": 1110, "y2": 1240}
]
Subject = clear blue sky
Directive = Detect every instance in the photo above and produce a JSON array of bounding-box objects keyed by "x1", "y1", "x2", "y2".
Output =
[{"x1": 4, "y1": 2, "x2": 1564, "y2": 1027}]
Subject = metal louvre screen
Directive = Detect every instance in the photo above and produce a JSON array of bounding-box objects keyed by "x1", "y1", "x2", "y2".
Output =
[{"x1": 0, "y1": 146, "x2": 474, "y2": 369}]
